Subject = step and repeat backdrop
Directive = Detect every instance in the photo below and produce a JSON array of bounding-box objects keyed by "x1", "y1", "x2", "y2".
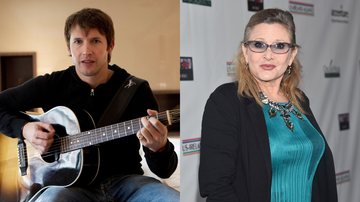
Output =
[{"x1": 180, "y1": 0, "x2": 360, "y2": 201}]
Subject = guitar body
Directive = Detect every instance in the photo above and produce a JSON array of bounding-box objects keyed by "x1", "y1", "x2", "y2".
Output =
[{"x1": 21, "y1": 106, "x2": 100, "y2": 201}]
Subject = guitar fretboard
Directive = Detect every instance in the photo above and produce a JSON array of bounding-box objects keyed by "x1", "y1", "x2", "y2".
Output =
[{"x1": 58, "y1": 109, "x2": 179, "y2": 153}]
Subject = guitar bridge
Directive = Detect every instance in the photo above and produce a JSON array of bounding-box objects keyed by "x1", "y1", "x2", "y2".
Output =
[{"x1": 17, "y1": 139, "x2": 28, "y2": 176}]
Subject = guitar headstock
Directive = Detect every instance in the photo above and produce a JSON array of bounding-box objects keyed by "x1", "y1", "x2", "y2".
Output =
[
  {"x1": 158, "y1": 108, "x2": 180, "y2": 126},
  {"x1": 166, "y1": 108, "x2": 180, "y2": 125}
]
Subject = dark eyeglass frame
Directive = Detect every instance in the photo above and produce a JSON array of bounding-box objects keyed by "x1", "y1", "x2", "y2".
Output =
[{"x1": 243, "y1": 40, "x2": 297, "y2": 54}]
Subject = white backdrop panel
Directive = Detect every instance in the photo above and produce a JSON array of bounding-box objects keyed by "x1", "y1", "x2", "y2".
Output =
[{"x1": 180, "y1": 0, "x2": 360, "y2": 202}]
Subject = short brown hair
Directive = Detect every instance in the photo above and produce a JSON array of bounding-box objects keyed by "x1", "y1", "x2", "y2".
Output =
[{"x1": 64, "y1": 8, "x2": 115, "y2": 62}]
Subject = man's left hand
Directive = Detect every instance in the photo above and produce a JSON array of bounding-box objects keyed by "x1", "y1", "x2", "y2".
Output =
[{"x1": 137, "y1": 109, "x2": 168, "y2": 152}]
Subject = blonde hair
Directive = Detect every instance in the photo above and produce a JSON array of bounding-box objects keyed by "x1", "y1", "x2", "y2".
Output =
[{"x1": 236, "y1": 8, "x2": 305, "y2": 113}]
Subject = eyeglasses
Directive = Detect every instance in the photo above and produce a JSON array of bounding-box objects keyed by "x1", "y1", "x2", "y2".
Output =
[{"x1": 244, "y1": 40, "x2": 296, "y2": 54}]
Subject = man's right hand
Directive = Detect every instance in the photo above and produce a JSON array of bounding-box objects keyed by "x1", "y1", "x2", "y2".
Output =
[{"x1": 22, "y1": 122, "x2": 55, "y2": 154}]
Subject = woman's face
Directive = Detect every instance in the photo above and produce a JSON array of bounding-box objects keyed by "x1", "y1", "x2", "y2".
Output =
[{"x1": 242, "y1": 23, "x2": 297, "y2": 88}]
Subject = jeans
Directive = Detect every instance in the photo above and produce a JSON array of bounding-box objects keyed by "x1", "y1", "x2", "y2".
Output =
[{"x1": 32, "y1": 175, "x2": 179, "y2": 202}]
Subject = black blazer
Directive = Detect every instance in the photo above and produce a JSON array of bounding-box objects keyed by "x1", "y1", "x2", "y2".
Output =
[{"x1": 199, "y1": 82, "x2": 337, "y2": 202}]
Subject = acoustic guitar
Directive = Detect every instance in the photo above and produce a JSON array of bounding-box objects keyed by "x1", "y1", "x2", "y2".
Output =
[{"x1": 17, "y1": 106, "x2": 179, "y2": 201}]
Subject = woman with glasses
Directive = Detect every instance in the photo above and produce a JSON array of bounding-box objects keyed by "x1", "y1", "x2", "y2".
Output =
[{"x1": 199, "y1": 8, "x2": 337, "y2": 202}]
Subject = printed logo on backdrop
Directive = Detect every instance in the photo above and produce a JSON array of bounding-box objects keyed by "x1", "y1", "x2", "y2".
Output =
[
  {"x1": 248, "y1": 0, "x2": 263, "y2": 12},
  {"x1": 323, "y1": 60, "x2": 340, "y2": 78},
  {"x1": 289, "y1": 1, "x2": 314, "y2": 16},
  {"x1": 331, "y1": 5, "x2": 349, "y2": 23},
  {"x1": 336, "y1": 170, "x2": 351, "y2": 184},
  {"x1": 338, "y1": 113, "x2": 350, "y2": 131},
  {"x1": 182, "y1": 137, "x2": 201, "y2": 156},
  {"x1": 226, "y1": 61, "x2": 236, "y2": 76},
  {"x1": 182, "y1": 0, "x2": 211, "y2": 7},
  {"x1": 180, "y1": 57, "x2": 194, "y2": 81}
]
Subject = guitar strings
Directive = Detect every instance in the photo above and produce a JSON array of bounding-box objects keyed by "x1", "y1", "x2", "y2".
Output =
[
  {"x1": 36, "y1": 109, "x2": 180, "y2": 159},
  {"x1": 41, "y1": 109, "x2": 180, "y2": 157},
  {"x1": 40, "y1": 119, "x2": 143, "y2": 158}
]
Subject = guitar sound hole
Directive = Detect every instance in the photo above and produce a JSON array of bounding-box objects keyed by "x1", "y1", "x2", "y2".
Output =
[
  {"x1": 41, "y1": 124, "x2": 66, "y2": 163},
  {"x1": 42, "y1": 151, "x2": 60, "y2": 163}
]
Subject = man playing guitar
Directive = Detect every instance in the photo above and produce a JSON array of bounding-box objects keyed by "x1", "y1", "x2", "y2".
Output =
[{"x1": 0, "y1": 8, "x2": 179, "y2": 202}]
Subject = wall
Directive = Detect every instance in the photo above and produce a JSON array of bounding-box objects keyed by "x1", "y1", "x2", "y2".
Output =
[{"x1": 0, "y1": 0, "x2": 179, "y2": 91}]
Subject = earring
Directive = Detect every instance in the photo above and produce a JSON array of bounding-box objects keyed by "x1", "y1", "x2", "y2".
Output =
[{"x1": 287, "y1": 65, "x2": 292, "y2": 74}]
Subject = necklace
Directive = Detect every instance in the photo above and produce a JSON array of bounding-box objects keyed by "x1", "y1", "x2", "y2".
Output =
[{"x1": 259, "y1": 92, "x2": 303, "y2": 132}]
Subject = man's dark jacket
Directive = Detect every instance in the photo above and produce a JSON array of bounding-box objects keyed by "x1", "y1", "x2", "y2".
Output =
[{"x1": 0, "y1": 65, "x2": 177, "y2": 182}]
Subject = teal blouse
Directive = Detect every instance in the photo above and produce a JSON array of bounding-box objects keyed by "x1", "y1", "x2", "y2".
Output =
[{"x1": 262, "y1": 104, "x2": 325, "y2": 202}]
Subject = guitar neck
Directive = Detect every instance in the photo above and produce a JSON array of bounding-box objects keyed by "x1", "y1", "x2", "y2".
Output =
[{"x1": 59, "y1": 110, "x2": 178, "y2": 153}]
